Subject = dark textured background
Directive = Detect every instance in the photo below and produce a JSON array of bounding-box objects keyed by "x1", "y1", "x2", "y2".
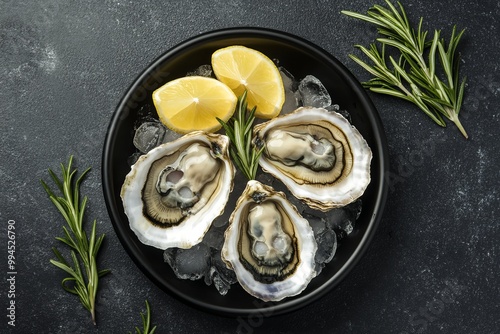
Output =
[{"x1": 1, "y1": 0, "x2": 499, "y2": 333}]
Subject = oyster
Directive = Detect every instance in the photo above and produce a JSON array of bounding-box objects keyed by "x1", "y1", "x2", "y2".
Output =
[
  {"x1": 121, "y1": 131, "x2": 235, "y2": 250},
  {"x1": 254, "y1": 107, "x2": 372, "y2": 211},
  {"x1": 222, "y1": 180, "x2": 317, "y2": 302}
]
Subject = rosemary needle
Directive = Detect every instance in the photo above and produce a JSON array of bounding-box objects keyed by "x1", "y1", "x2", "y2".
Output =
[
  {"x1": 342, "y1": 0, "x2": 468, "y2": 138},
  {"x1": 41, "y1": 156, "x2": 109, "y2": 325},
  {"x1": 217, "y1": 91, "x2": 264, "y2": 180},
  {"x1": 130, "y1": 300, "x2": 157, "y2": 334}
]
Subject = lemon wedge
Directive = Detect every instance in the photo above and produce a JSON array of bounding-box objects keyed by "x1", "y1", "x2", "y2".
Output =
[
  {"x1": 211, "y1": 45, "x2": 285, "y2": 119},
  {"x1": 152, "y1": 76, "x2": 237, "y2": 134}
]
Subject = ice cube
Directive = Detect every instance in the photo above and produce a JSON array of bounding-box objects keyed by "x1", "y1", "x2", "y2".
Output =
[
  {"x1": 186, "y1": 64, "x2": 213, "y2": 77},
  {"x1": 163, "y1": 243, "x2": 211, "y2": 280},
  {"x1": 211, "y1": 250, "x2": 237, "y2": 284},
  {"x1": 127, "y1": 152, "x2": 142, "y2": 166},
  {"x1": 202, "y1": 224, "x2": 226, "y2": 250},
  {"x1": 346, "y1": 199, "x2": 363, "y2": 220},
  {"x1": 325, "y1": 104, "x2": 352, "y2": 124},
  {"x1": 337, "y1": 109, "x2": 352, "y2": 124},
  {"x1": 297, "y1": 75, "x2": 332, "y2": 108},
  {"x1": 134, "y1": 104, "x2": 158, "y2": 126},
  {"x1": 326, "y1": 104, "x2": 340, "y2": 112},
  {"x1": 207, "y1": 264, "x2": 236, "y2": 295},
  {"x1": 279, "y1": 67, "x2": 300, "y2": 114},
  {"x1": 324, "y1": 208, "x2": 352, "y2": 236},
  {"x1": 204, "y1": 268, "x2": 213, "y2": 286},
  {"x1": 324, "y1": 200, "x2": 362, "y2": 238},
  {"x1": 281, "y1": 93, "x2": 300, "y2": 115},
  {"x1": 313, "y1": 227, "x2": 337, "y2": 275},
  {"x1": 161, "y1": 127, "x2": 183, "y2": 144},
  {"x1": 314, "y1": 227, "x2": 337, "y2": 264},
  {"x1": 206, "y1": 250, "x2": 237, "y2": 295},
  {"x1": 211, "y1": 269, "x2": 232, "y2": 295},
  {"x1": 302, "y1": 211, "x2": 326, "y2": 235},
  {"x1": 133, "y1": 121, "x2": 167, "y2": 153},
  {"x1": 280, "y1": 67, "x2": 298, "y2": 91}
]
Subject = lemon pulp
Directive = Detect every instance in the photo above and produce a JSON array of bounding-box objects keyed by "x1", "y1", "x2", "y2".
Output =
[
  {"x1": 212, "y1": 45, "x2": 285, "y2": 119},
  {"x1": 152, "y1": 76, "x2": 237, "y2": 134}
]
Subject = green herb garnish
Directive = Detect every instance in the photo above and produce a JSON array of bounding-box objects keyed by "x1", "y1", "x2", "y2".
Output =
[
  {"x1": 41, "y1": 156, "x2": 110, "y2": 325},
  {"x1": 217, "y1": 90, "x2": 264, "y2": 180},
  {"x1": 129, "y1": 300, "x2": 157, "y2": 334},
  {"x1": 342, "y1": 0, "x2": 468, "y2": 138}
]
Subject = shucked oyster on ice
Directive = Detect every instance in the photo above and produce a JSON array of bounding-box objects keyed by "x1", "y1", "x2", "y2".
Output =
[
  {"x1": 254, "y1": 107, "x2": 372, "y2": 211},
  {"x1": 121, "y1": 131, "x2": 235, "y2": 250},
  {"x1": 222, "y1": 180, "x2": 317, "y2": 302}
]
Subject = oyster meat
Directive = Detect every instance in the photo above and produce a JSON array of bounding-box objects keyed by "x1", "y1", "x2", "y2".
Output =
[
  {"x1": 121, "y1": 131, "x2": 235, "y2": 249},
  {"x1": 254, "y1": 107, "x2": 372, "y2": 211},
  {"x1": 222, "y1": 180, "x2": 317, "y2": 302}
]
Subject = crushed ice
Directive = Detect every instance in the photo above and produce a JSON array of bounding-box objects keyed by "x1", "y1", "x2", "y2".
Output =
[{"x1": 129, "y1": 63, "x2": 363, "y2": 295}]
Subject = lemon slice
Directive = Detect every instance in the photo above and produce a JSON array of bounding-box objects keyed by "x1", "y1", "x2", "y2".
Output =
[
  {"x1": 152, "y1": 76, "x2": 237, "y2": 134},
  {"x1": 211, "y1": 45, "x2": 285, "y2": 119}
]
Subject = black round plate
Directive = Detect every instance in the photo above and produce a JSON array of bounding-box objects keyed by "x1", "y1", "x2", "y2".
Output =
[{"x1": 102, "y1": 27, "x2": 389, "y2": 317}]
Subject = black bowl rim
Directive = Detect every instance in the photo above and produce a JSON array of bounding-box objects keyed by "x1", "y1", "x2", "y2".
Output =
[{"x1": 102, "y1": 26, "x2": 389, "y2": 317}]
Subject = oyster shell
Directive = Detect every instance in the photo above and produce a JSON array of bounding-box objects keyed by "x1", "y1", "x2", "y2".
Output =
[
  {"x1": 254, "y1": 107, "x2": 372, "y2": 211},
  {"x1": 222, "y1": 180, "x2": 317, "y2": 302},
  {"x1": 121, "y1": 131, "x2": 234, "y2": 249}
]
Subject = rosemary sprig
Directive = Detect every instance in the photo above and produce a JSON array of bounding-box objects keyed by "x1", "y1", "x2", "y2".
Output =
[
  {"x1": 342, "y1": 0, "x2": 468, "y2": 138},
  {"x1": 217, "y1": 91, "x2": 264, "y2": 180},
  {"x1": 129, "y1": 300, "x2": 157, "y2": 334},
  {"x1": 41, "y1": 156, "x2": 110, "y2": 325}
]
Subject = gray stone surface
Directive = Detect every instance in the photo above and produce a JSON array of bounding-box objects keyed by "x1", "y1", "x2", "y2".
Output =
[{"x1": 1, "y1": 0, "x2": 499, "y2": 333}]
